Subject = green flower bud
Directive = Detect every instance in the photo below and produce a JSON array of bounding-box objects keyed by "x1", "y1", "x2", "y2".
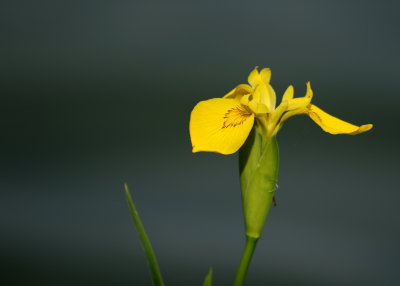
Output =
[{"x1": 239, "y1": 127, "x2": 279, "y2": 239}]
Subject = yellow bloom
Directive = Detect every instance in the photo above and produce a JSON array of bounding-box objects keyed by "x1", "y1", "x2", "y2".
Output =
[{"x1": 190, "y1": 67, "x2": 373, "y2": 154}]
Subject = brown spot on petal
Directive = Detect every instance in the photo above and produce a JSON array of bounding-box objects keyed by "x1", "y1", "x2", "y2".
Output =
[{"x1": 222, "y1": 106, "x2": 252, "y2": 129}]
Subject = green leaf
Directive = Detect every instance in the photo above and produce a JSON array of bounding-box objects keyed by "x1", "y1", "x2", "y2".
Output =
[
  {"x1": 202, "y1": 268, "x2": 213, "y2": 286},
  {"x1": 124, "y1": 184, "x2": 165, "y2": 286}
]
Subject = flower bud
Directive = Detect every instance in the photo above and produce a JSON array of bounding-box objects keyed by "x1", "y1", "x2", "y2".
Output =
[{"x1": 239, "y1": 128, "x2": 279, "y2": 239}]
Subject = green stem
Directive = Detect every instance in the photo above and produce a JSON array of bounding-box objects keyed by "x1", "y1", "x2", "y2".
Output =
[
  {"x1": 233, "y1": 236, "x2": 258, "y2": 286},
  {"x1": 124, "y1": 184, "x2": 165, "y2": 286}
]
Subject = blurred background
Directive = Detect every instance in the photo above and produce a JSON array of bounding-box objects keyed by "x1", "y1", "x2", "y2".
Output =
[{"x1": 0, "y1": 1, "x2": 399, "y2": 285}]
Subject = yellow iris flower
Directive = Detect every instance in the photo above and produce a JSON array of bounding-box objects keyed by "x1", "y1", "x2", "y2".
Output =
[{"x1": 190, "y1": 67, "x2": 373, "y2": 154}]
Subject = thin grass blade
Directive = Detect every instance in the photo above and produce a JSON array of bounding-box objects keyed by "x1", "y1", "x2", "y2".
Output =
[
  {"x1": 202, "y1": 268, "x2": 213, "y2": 286},
  {"x1": 124, "y1": 183, "x2": 164, "y2": 286}
]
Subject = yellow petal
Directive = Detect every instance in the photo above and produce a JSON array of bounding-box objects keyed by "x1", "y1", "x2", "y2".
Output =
[
  {"x1": 190, "y1": 98, "x2": 255, "y2": 154},
  {"x1": 267, "y1": 84, "x2": 277, "y2": 111},
  {"x1": 249, "y1": 67, "x2": 271, "y2": 86},
  {"x1": 269, "y1": 100, "x2": 288, "y2": 130},
  {"x1": 260, "y1": 68, "x2": 271, "y2": 84},
  {"x1": 270, "y1": 85, "x2": 294, "y2": 126},
  {"x1": 248, "y1": 99, "x2": 268, "y2": 114},
  {"x1": 287, "y1": 97, "x2": 311, "y2": 110},
  {"x1": 307, "y1": 105, "x2": 373, "y2": 135},
  {"x1": 256, "y1": 83, "x2": 273, "y2": 112},
  {"x1": 248, "y1": 67, "x2": 260, "y2": 87},
  {"x1": 252, "y1": 86, "x2": 261, "y2": 101},
  {"x1": 272, "y1": 106, "x2": 308, "y2": 135},
  {"x1": 246, "y1": 67, "x2": 276, "y2": 111},
  {"x1": 282, "y1": 85, "x2": 294, "y2": 101},
  {"x1": 240, "y1": 93, "x2": 252, "y2": 106},
  {"x1": 305, "y1": 82, "x2": 313, "y2": 99},
  {"x1": 271, "y1": 83, "x2": 313, "y2": 135},
  {"x1": 224, "y1": 84, "x2": 252, "y2": 99}
]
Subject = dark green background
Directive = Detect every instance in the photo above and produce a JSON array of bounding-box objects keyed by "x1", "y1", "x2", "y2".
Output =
[{"x1": 1, "y1": 1, "x2": 399, "y2": 285}]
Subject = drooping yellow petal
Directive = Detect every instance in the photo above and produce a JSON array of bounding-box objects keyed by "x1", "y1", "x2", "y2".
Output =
[
  {"x1": 307, "y1": 105, "x2": 373, "y2": 135},
  {"x1": 190, "y1": 98, "x2": 255, "y2": 154},
  {"x1": 224, "y1": 84, "x2": 252, "y2": 99}
]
